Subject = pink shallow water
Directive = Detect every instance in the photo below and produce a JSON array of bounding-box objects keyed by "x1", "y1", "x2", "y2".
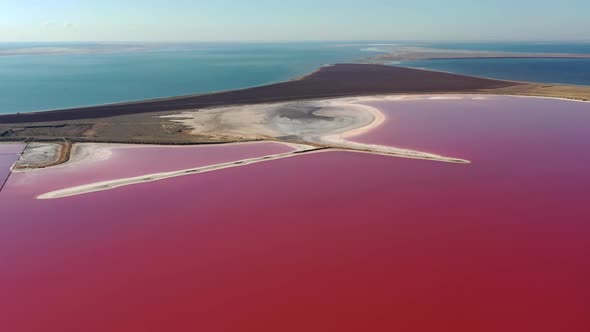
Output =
[
  {"x1": 5, "y1": 142, "x2": 294, "y2": 198},
  {"x1": 0, "y1": 155, "x2": 20, "y2": 187},
  {"x1": 0, "y1": 144, "x2": 24, "y2": 189},
  {"x1": 0, "y1": 143, "x2": 26, "y2": 155},
  {"x1": 1, "y1": 97, "x2": 590, "y2": 331},
  {"x1": 355, "y1": 95, "x2": 590, "y2": 161}
]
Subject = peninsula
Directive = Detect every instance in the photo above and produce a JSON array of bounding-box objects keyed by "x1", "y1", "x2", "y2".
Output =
[{"x1": 1, "y1": 64, "x2": 589, "y2": 169}]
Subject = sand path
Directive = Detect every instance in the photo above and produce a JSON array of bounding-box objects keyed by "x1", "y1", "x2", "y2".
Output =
[{"x1": 35, "y1": 96, "x2": 469, "y2": 199}]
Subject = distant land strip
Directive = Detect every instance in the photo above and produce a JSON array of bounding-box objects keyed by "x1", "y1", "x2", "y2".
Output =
[
  {"x1": 1, "y1": 64, "x2": 590, "y2": 146},
  {"x1": 368, "y1": 46, "x2": 590, "y2": 61},
  {"x1": 0, "y1": 64, "x2": 518, "y2": 123}
]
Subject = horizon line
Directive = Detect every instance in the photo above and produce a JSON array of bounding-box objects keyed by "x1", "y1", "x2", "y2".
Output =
[{"x1": 2, "y1": 39, "x2": 590, "y2": 44}]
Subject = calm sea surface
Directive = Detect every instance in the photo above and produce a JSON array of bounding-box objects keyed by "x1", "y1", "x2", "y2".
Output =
[
  {"x1": 400, "y1": 58, "x2": 590, "y2": 85},
  {"x1": 0, "y1": 42, "x2": 366, "y2": 114},
  {"x1": 1, "y1": 41, "x2": 590, "y2": 115},
  {"x1": 399, "y1": 42, "x2": 590, "y2": 85}
]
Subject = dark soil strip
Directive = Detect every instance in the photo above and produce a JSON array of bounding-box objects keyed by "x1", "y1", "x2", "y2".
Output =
[{"x1": 0, "y1": 64, "x2": 519, "y2": 124}]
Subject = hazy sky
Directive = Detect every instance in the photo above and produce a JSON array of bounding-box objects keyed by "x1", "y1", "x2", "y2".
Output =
[{"x1": 2, "y1": 0, "x2": 590, "y2": 42}]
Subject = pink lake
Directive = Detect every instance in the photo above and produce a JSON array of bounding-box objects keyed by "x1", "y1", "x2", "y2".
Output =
[
  {"x1": 0, "y1": 143, "x2": 24, "y2": 191},
  {"x1": 4, "y1": 141, "x2": 294, "y2": 198},
  {"x1": 1, "y1": 96, "x2": 589, "y2": 332},
  {"x1": 0, "y1": 143, "x2": 26, "y2": 155}
]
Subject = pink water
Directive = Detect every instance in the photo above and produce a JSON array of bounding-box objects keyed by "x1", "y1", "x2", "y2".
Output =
[
  {"x1": 0, "y1": 143, "x2": 24, "y2": 190},
  {"x1": 0, "y1": 143, "x2": 26, "y2": 155},
  {"x1": 5, "y1": 142, "x2": 294, "y2": 198},
  {"x1": 1, "y1": 97, "x2": 589, "y2": 331}
]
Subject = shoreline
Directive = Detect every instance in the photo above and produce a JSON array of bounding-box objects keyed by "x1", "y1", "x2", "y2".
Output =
[
  {"x1": 162, "y1": 96, "x2": 470, "y2": 162},
  {"x1": 0, "y1": 64, "x2": 519, "y2": 123},
  {"x1": 12, "y1": 140, "x2": 312, "y2": 171},
  {"x1": 28, "y1": 95, "x2": 474, "y2": 199},
  {"x1": 2, "y1": 92, "x2": 586, "y2": 171},
  {"x1": 1, "y1": 64, "x2": 589, "y2": 147},
  {"x1": 0, "y1": 64, "x2": 338, "y2": 118},
  {"x1": 36, "y1": 143, "x2": 323, "y2": 199},
  {"x1": 15, "y1": 91, "x2": 590, "y2": 198},
  {"x1": 1, "y1": 63, "x2": 589, "y2": 122}
]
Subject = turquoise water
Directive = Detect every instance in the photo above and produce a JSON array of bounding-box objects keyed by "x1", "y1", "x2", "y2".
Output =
[
  {"x1": 1, "y1": 41, "x2": 590, "y2": 115},
  {"x1": 0, "y1": 43, "x2": 366, "y2": 114}
]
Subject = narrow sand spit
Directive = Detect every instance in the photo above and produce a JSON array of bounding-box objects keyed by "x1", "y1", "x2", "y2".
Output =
[
  {"x1": 37, "y1": 143, "x2": 319, "y2": 199},
  {"x1": 35, "y1": 95, "x2": 471, "y2": 199},
  {"x1": 17, "y1": 141, "x2": 289, "y2": 172}
]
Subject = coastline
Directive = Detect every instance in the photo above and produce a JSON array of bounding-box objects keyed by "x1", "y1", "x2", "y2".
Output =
[
  {"x1": 32, "y1": 98, "x2": 467, "y2": 199},
  {"x1": 5, "y1": 91, "x2": 588, "y2": 199},
  {"x1": 0, "y1": 64, "x2": 518, "y2": 123},
  {"x1": 35, "y1": 143, "x2": 322, "y2": 199},
  {"x1": 2, "y1": 91, "x2": 587, "y2": 172},
  {"x1": 1, "y1": 64, "x2": 589, "y2": 149}
]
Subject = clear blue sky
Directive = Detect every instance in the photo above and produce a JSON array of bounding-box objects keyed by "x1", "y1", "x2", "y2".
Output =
[{"x1": 2, "y1": 0, "x2": 590, "y2": 42}]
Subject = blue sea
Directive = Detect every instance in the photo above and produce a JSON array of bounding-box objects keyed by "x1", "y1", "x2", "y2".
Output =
[
  {"x1": 1, "y1": 41, "x2": 590, "y2": 115},
  {"x1": 0, "y1": 42, "x2": 366, "y2": 114},
  {"x1": 396, "y1": 42, "x2": 590, "y2": 86}
]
